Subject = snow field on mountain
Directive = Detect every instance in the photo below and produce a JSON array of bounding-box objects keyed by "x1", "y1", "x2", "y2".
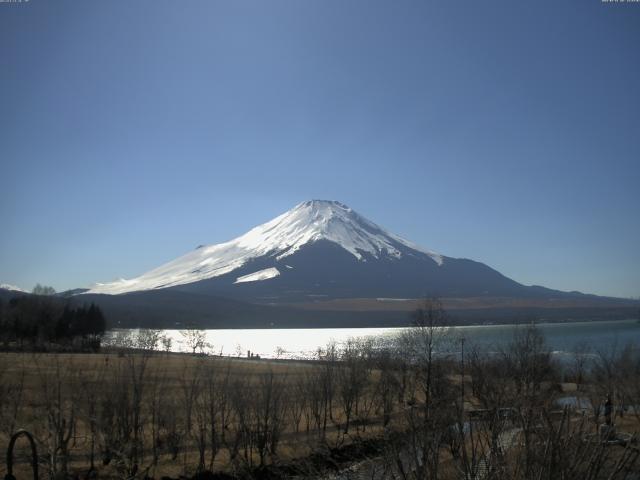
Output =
[
  {"x1": 85, "y1": 200, "x2": 443, "y2": 295},
  {"x1": 234, "y1": 267, "x2": 281, "y2": 284}
]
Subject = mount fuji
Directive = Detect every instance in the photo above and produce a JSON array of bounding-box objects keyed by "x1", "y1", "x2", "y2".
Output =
[
  {"x1": 70, "y1": 200, "x2": 638, "y2": 328},
  {"x1": 85, "y1": 200, "x2": 566, "y2": 301}
]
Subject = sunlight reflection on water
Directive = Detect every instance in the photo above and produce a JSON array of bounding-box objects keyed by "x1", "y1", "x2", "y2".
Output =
[{"x1": 112, "y1": 319, "x2": 640, "y2": 360}]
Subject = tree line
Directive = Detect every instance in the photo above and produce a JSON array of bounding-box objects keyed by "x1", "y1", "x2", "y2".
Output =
[{"x1": 0, "y1": 293, "x2": 106, "y2": 350}]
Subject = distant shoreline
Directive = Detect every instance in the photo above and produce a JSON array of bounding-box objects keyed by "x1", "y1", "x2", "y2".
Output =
[{"x1": 132, "y1": 317, "x2": 639, "y2": 331}]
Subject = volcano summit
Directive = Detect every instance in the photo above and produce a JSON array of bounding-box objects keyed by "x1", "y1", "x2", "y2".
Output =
[
  {"x1": 72, "y1": 200, "x2": 639, "y2": 328},
  {"x1": 86, "y1": 200, "x2": 566, "y2": 301}
]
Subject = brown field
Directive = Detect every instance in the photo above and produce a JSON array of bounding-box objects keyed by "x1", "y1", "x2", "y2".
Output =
[
  {"x1": 2, "y1": 320, "x2": 640, "y2": 480},
  {"x1": 0, "y1": 350, "x2": 393, "y2": 479}
]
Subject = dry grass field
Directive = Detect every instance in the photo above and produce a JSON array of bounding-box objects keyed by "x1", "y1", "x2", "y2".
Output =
[
  {"x1": 0, "y1": 350, "x2": 394, "y2": 479},
  {"x1": 2, "y1": 320, "x2": 640, "y2": 479}
]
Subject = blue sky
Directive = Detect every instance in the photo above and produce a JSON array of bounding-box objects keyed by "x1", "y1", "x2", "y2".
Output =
[{"x1": 1, "y1": 0, "x2": 639, "y2": 298}]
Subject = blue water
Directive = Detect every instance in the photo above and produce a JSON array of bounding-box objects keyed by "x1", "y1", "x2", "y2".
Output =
[{"x1": 450, "y1": 319, "x2": 640, "y2": 353}]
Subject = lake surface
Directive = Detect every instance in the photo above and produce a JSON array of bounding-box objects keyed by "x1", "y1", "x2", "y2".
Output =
[{"x1": 115, "y1": 319, "x2": 640, "y2": 359}]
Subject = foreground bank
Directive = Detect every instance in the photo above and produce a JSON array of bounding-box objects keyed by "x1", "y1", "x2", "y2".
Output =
[{"x1": 2, "y1": 322, "x2": 640, "y2": 479}]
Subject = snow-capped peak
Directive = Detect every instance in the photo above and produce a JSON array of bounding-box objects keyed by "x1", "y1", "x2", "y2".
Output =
[
  {"x1": 0, "y1": 283, "x2": 26, "y2": 293},
  {"x1": 241, "y1": 200, "x2": 443, "y2": 264},
  {"x1": 84, "y1": 200, "x2": 443, "y2": 295}
]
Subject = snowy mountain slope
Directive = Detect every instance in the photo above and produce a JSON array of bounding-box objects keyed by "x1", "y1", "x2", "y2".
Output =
[
  {"x1": 85, "y1": 200, "x2": 444, "y2": 295},
  {"x1": 0, "y1": 283, "x2": 26, "y2": 293},
  {"x1": 234, "y1": 267, "x2": 281, "y2": 284},
  {"x1": 66, "y1": 199, "x2": 638, "y2": 326},
  {"x1": 82, "y1": 199, "x2": 592, "y2": 303}
]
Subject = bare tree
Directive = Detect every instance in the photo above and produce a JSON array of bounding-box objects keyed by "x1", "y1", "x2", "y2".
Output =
[
  {"x1": 304, "y1": 367, "x2": 326, "y2": 440},
  {"x1": 34, "y1": 355, "x2": 78, "y2": 477},
  {"x1": 97, "y1": 348, "x2": 153, "y2": 477},
  {"x1": 227, "y1": 375, "x2": 253, "y2": 469},
  {"x1": 0, "y1": 354, "x2": 26, "y2": 440},
  {"x1": 78, "y1": 357, "x2": 108, "y2": 474},
  {"x1": 32, "y1": 283, "x2": 56, "y2": 296},
  {"x1": 290, "y1": 373, "x2": 308, "y2": 434},
  {"x1": 393, "y1": 297, "x2": 454, "y2": 480},
  {"x1": 161, "y1": 334, "x2": 173, "y2": 355},
  {"x1": 254, "y1": 369, "x2": 288, "y2": 465},
  {"x1": 504, "y1": 323, "x2": 554, "y2": 406},
  {"x1": 372, "y1": 347, "x2": 400, "y2": 428},
  {"x1": 318, "y1": 342, "x2": 338, "y2": 438},
  {"x1": 181, "y1": 328, "x2": 208, "y2": 355},
  {"x1": 136, "y1": 329, "x2": 162, "y2": 352},
  {"x1": 568, "y1": 341, "x2": 592, "y2": 385},
  {"x1": 203, "y1": 360, "x2": 232, "y2": 470},
  {"x1": 337, "y1": 339, "x2": 370, "y2": 434}
]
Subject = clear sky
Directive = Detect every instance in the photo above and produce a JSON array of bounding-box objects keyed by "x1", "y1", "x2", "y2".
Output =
[{"x1": 1, "y1": 0, "x2": 639, "y2": 298}]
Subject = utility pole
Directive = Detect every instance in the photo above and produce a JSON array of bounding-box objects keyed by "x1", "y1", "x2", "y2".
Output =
[{"x1": 461, "y1": 336, "x2": 465, "y2": 410}]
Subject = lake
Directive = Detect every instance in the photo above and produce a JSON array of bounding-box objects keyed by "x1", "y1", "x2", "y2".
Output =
[{"x1": 113, "y1": 318, "x2": 640, "y2": 359}]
